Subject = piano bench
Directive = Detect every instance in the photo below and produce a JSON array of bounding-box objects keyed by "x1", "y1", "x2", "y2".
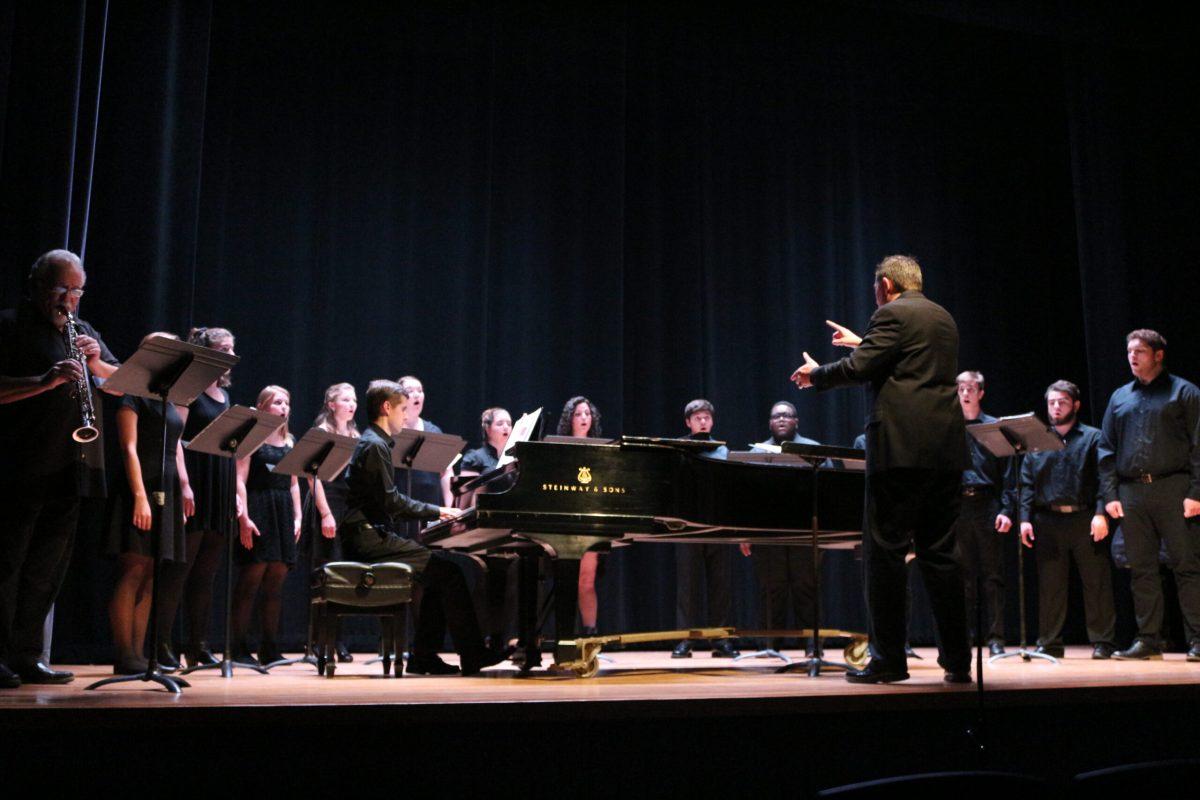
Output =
[{"x1": 311, "y1": 561, "x2": 414, "y2": 678}]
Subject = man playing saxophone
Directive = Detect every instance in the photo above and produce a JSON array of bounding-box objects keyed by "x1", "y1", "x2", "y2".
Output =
[{"x1": 0, "y1": 249, "x2": 119, "y2": 687}]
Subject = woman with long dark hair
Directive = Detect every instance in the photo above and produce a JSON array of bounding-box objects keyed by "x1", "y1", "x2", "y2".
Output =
[{"x1": 557, "y1": 396, "x2": 605, "y2": 636}]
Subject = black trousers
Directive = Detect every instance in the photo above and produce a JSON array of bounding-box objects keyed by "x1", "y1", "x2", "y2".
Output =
[
  {"x1": 1031, "y1": 509, "x2": 1116, "y2": 647},
  {"x1": 1119, "y1": 475, "x2": 1200, "y2": 646},
  {"x1": 864, "y1": 469, "x2": 970, "y2": 672},
  {"x1": 954, "y1": 493, "x2": 1006, "y2": 644},
  {"x1": 676, "y1": 544, "x2": 733, "y2": 632},
  {"x1": 0, "y1": 486, "x2": 80, "y2": 666},
  {"x1": 752, "y1": 546, "x2": 816, "y2": 646},
  {"x1": 341, "y1": 524, "x2": 485, "y2": 660}
]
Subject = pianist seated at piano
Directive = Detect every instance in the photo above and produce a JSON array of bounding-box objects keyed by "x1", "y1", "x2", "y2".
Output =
[
  {"x1": 339, "y1": 380, "x2": 509, "y2": 676},
  {"x1": 557, "y1": 396, "x2": 607, "y2": 637},
  {"x1": 744, "y1": 401, "x2": 823, "y2": 654},
  {"x1": 673, "y1": 399, "x2": 740, "y2": 659}
]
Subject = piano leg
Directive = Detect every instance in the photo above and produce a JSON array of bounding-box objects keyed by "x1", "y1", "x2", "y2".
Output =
[
  {"x1": 516, "y1": 549, "x2": 542, "y2": 672},
  {"x1": 552, "y1": 558, "x2": 582, "y2": 666}
]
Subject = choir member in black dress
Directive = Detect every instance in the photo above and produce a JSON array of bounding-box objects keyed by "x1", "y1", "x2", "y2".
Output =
[
  {"x1": 154, "y1": 326, "x2": 236, "y2": 669},
  {"x1": 105, "y1": 333, "x2": 192, "y2": 674},
  {"x1": 232, "y1": 385, "x2": 302, "y2": 665},
  {"x1": 557, "y1": 396, "x2": 605, "y2": 634},
  {"x1": 308, "y1": 382, "x2": 358, "y2": 662},
  {"x1": 458, "y1": 407, "x2": 512, "y2": 479}
]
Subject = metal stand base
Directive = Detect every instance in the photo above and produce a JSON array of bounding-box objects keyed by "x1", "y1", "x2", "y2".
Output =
[
  {"x1": 85, "y1": 669, "x2": 190, "y2": 694},
  {"x1": 181, "y1": 657, "x2": 269, "y2": 677},
  {"x1": 263, "y1": 653, "x2": 319, "y2": 671},
  {"x1": 775, "y1": 656, "x2": 850, "y2": 676},
  {"x1": 733, "y1": 649, "x2": 792, "y2": 665},
  {"x1": 988, "y1": 647, "x2": 1059, "y2": 666}
]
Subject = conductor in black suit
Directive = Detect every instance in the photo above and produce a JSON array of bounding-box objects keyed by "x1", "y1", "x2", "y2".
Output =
[{"x1": 792, "y1": 255, "x2": 972, "y2": 683}]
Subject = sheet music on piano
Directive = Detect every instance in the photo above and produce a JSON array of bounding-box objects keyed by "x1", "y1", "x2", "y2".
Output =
[{"x1": 499, "y1": 407, "x2": 541, "y2": 467}]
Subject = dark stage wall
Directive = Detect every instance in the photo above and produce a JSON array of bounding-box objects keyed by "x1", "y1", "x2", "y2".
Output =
[{"x1": 2, "y1": 2, "x2": 1197, "y2": 661}]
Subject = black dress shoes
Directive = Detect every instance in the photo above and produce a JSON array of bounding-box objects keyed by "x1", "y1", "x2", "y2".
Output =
[
  {"x1": 904, "y1": 642, "x2": 923, "y2": 659},
  {"x1": 460, "y1": 647, "x2": 510, "y2": 677},
  {"x1": 671, "y1": 640, "x2": 693, "y2": 659},
  {"x1": 988, "y1": 641, "x2": 1006, "y2": 657},
  {"x1": 1092, "y1": 643, "x2": 1116, "y2": 660},
  {"x1": 1114, "y1": 640, "x2": 1163, "y2": 660},
  {"x1": 1034, "y1": 645, "x2": 1064, "y2": 658},
  {"x1": 1187, "y1": 642, "x2": 1200, "y2": 662},
  {"x1": 845, "y1": 660, "x2": 909, "y2": 684},
  {"x1": 186, "y1": 644, "x2": 219, "y2": 667},
  {"x1": 114, "y1": 657, "x2": 149, "y2": 675},
  {"x1": 335, "y1": 642, "x2": 354, "y2": 663},
  {"x1": 15, "y1": 661, "x2": 75, "y2": 684},
  {"x1": 944, "y1": 670, "x2": 972, "y2": 684},
  {"x1": 258, "y1": 647, "x2": 286, "y2": 666},
  {"x1": 230, "y1": 644, "x2": 260, "y2": 666},
  {"x1": 711, "y1": 640, "x2": 740, "y2": 658},
  {"x1": 407, "y1": 654, "x2": 461, "y2": 675},
  {"x1": 156, "y1": 643, "x2": 181, "y2": 672},
  {"x1": 0, "y1": 662, "x2": 20, "y2": 689}
]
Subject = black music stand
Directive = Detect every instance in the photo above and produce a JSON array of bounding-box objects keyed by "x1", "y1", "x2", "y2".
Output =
[
  {"x1": 179, "y1": 405, "x2": 286, "y2": 679},
  {"x1": 776, "y1": 442, "x2": 864, "y2": 677},
  {"x1": 968, "y1": 413, "x2": 1064, "y2": 666},
  {"x1": 266, "y1": 428, "x2": 357, "y2": 670},
  {"x1": 86, "y1": 336, "x2": 237, "y2": 694}
]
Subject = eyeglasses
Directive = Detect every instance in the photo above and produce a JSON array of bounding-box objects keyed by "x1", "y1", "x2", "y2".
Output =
[
  {"x1": 769, "y1": 412, "x2": 796, "y2": 420},
  {"x1": 51, "y1": 285, "x2": 85, "y2": 299}
]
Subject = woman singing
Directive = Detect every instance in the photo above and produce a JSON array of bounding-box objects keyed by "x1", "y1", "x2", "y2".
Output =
[
  {"x1": 557, "y1": 396, "x2": 605, "y2": 637},
  {"x1": 232, "y1": 385, "x2": 302, "y2": 665},
  {"x1": 105, "y1": 333, "x2": 193, "y2": 674},
  {"x1": 155, "y1": 326, "x2": 236, "y2": 669}
]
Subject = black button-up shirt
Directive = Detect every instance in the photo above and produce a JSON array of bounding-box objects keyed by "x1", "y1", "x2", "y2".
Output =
[
  {"x1": 459, "y1": 443, "x2": 500, "y2": 474},
  {"x1": 963, "y1": 413, "x2": 1018, "y2": 516},
  {"x1": 1098, "y1": 371, "x2": 1200, "y2": 503},
  {"x1": 0, "y1": 301, "x2": 119, "y2": 495},
  {"x1": 1018, "y1": 422, "x2": 1104, "y2": 522},
  {"x1": 341, "y1": 423, "x2": 441, "y2": 532}
]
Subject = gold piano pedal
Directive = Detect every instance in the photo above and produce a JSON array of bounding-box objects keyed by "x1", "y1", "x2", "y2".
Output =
[{"x1": 551, "y1": 628, "x2": 869, "y2": 678}]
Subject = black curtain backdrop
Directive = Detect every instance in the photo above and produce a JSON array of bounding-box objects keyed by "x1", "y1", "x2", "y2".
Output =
[{"x1": 2, "y1": 2, "x2": 1196, "y2": 662}]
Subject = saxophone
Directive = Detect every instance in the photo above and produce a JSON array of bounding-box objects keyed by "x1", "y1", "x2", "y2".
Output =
[{"x1": 64, "y1": 311, "x2": 100, "y2": 443}]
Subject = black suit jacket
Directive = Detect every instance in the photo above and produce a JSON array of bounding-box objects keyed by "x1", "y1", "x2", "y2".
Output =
[{"x1": 811, "y1": 290, "x2": 967, "y2": 473}]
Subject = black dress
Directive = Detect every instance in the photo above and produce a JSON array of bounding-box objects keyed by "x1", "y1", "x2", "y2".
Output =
[
  {"x1": 106, "y1": 395, "x2": 187, "y2": 562},
  {"x1": 307, "y1": 465, "x2": 350, "y2": 564},
  {"x1": 400, "y1": 419, "x2": 447, "y2": 537},
  {"x1": 182, "y1": 389, "x2": 236, "y2": 537},
  {"x1": 236, "y1": 442, "x2": 297, "y2": 566}
]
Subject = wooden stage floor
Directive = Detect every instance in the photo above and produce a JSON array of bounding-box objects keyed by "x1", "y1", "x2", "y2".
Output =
[
  {"x1": 3, "y1": 645, "x2": 1197, "y2": 715},
  {"x1": 3, "y1": 645, "x2": 1198, "y2": 793}
]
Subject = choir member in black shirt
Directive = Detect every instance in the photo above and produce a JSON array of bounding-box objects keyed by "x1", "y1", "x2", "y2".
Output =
[
  {"x1": 458, "y1": 407, "x2": 512, "y2": 478},
  {"x1": 0, "y1": 250, "x2": 119, "y2": 688},
  {"x1": 672, "y1": 399, "x2": 739, "y2": 658},
  {"x1": 154, "y1": 326, "x2": 236, "y2": 669},
  {"x1": 557, "y1": 396, "x2": 608, "y2": 635},
  {"x1": 340, "y1": 380, "x2": 505, "y2": 675},
  {"x1": 1018, "y1": 380, "x2": 1116, "y2": 659},
  {"x1": 954, "y1": 371, "x2": 1017, "y2": 656},
  {"x1": 1099, "y1": 330, "x2": 1200, "y2": 662},
  {"x1": 105, "y1": 333, "x2": 192, "y2": 674},
  {"x1": 743, "y1": 401, "x2": 822, "y2": 653}
]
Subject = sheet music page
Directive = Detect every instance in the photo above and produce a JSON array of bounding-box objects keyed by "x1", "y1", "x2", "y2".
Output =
[{"x1": 500, "y1": 407, "x2": 541, "y2": 466}]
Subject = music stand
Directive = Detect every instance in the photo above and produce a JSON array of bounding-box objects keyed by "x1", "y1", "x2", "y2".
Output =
[
  {"x1": 777, "y1": 442, "x2": 865, "y2": 677},
  {"x1": 179, "y1": 405, "x2": 287, "y2": 679},
  {"x1": 265, "y1": 428, "x2": 357, "y2": 670},
  {"x1": 968, "y1": 413, "x2": 1064, "y2": 666},
  {"x1": 86, "y1": 336, "x2": 237, "y2": 694}
]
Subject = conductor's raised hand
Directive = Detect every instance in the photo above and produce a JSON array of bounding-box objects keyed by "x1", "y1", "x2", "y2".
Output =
[
  {"x1": 790, "y1": 352, "x2": 819, "y2": 389},
  {"x1": 826, "y1": 320, "x2": 862, "y2": 349}
]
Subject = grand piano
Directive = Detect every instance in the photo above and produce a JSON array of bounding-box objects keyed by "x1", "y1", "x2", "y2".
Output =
[{"x1": 422, "y1": 435, "x2": 866, "y2": 672}]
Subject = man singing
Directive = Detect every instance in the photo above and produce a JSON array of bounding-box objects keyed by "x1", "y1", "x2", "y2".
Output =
[
  {"x1": 339, "y1": 380, "x2": 508, "y2": 675},
  {"x1": 792, "y1": 255, "x2": 971, "y2": 683},
  {"x1": 0, "y1": 250, "x2": 119, "y2": 687},
  {"x1": 1018, "y1": 380, "x2": 1116, "y2": 659},
  {"x1": 1098, "y1": 330, "x2": 1200, "y2": 662}
]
